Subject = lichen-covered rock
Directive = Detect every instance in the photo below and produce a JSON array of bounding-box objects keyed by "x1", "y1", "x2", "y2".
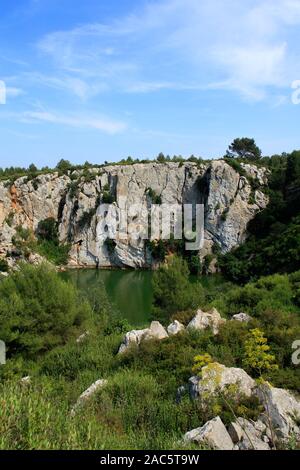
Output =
[
  {"x1": 189, "y1": 363, "x2": 256, "y2": 399},
  {"x1": 231, "y1": 313, "x2": 252, "y2": 323},
  {"x1": 167, "y1": 320, "x2": 185, "y2": 336},
  {"x1": 187, "y1": 308, "x2": 226, "y2": 335},
  {"x1": 184, "y1": 416, "x2": 234, "y2": 450},
  {"x1": 256, "y1": 384, "x2": 300, "y2": 440}
]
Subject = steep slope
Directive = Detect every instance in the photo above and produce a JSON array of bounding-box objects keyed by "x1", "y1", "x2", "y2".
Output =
[{"x1": 0, "y1": 160, "x2": 268, "y2": 268}]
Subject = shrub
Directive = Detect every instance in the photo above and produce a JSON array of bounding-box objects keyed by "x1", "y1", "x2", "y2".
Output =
[
  {"x1": 146, "y1": 188, "x2": 162, "y2": 205},
  {"x1": 152, "y1": 255, "x2": 204, "y2": 321},
  {"x1": 0, "y1": 258, "x2": 9, "y2": 272},
  {"x1": 78, "y1": 208, "x2": 96, "y2": 229},
  {"x1": 0, "y1": 264, "x2": 91, "y2": 358},
  {"x1": 36, "y1": 218, "x2": 58, "y2": 243},
  {"x1": 36, "y1": 240, "x2": 70, "y2": 265},
  {"x1": 105, "y1": 238, "x2": 117, "y2": 255},
  {"x1": 102, "y1": 192, "x2": 115, "y2": 204}
]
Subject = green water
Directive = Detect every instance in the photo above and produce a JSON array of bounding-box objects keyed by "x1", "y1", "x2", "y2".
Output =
[
  {"x1": 61, "y1": 269, "x2": 154, "y2": 326},
  {"x1": 61, "y1": 269, "x2": 227, "y2": 326}
]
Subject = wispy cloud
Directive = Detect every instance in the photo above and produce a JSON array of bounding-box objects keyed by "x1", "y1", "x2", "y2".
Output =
[
  {"x1": 2, "y1": 109, "x2": 127, "y2": 135},
  {"x1": 33, "y1": 0, "x2": 300, "y2": 102},
  {"x1": 21, "y1": 110, "x2": 127, "y2": 134},
  {"x1": 6, "y1": 86, "x2": 24, "y2": 98}
]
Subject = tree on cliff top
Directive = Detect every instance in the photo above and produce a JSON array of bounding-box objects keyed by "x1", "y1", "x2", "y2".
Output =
[{"x1": 226, "y1": 138, "x2": 262, "y2": 161}]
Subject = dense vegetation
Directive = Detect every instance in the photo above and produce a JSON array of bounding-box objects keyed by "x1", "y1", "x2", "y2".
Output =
[
  {"x1": 219, "y1": 150, "x2": 300, "y2": 282},
  {"x1": 0, "y1": 139, "x2": 300, "y2": 450},
  {"x1": 0, "y1": 259, "x2": 299, "y2": 449}
]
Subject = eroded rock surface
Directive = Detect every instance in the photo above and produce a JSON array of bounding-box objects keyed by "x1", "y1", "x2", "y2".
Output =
[
  {"x1": 0, "y1": 161, "x2": 269, "y2": 268},
  {"x1": 187, "y1": 308, "x2": 226, "y2": 335},
  {"x1": 184, "y1": 416, "x2": 234, "y2": 450}
]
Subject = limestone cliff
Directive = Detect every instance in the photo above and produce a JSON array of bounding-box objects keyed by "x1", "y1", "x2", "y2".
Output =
[{"x1": 0, "y1": 160, "x2": 269, "y2": 268}]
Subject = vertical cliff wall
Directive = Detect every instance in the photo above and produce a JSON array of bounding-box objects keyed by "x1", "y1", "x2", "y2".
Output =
[{"x1": 0, "y1": 160, "x2": 268, "y2": 268}]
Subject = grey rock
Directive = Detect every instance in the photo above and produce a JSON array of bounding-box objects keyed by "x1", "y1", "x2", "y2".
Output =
[
  {"x1": 187, "y1": 308, "x2": 226, "y2": 335},
  {"x1": 0, "y1": 160, "x2": 269, "y2": 268},
  {"x1": 118, "y1": 328, "x2": 150, "y2": 354},
  {"x1": 146, "y1": 321, "x2": 169, "y2": 340},
  {"x1": 232, "y1": 418, "x2": 270, "y2": 450},
  {"x1": 190, "y1": 363, "x2": 256, "y2": 399},
  {"x1": 231, "y1": 312, "x2": 252, "y2": 323},
  {"x1": 184, "y1": 416, "x2": 234, "y2": 450},
  {"x1": 118, "y1": 321, "x2": 168, "y2": 354},
  {"x1": 231, "y1": 418, "x2": 270, "y2": 450},
  {"x1": 71, "y1": 379, "x2": 108, "y2": 415},
  {"x1": 256, "y1": 384, "x2": 300, "y2": 440},
  {"x1": 167, "y1": 320, "x2": 185, "y2": 336}
]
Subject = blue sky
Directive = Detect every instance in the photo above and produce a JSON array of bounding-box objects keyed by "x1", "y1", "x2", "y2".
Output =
[{"x1": 1, "y1": 0, "x2": 300, "y2": 168}]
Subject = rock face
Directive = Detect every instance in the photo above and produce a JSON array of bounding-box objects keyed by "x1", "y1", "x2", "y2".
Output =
[
  {"x1": 256, "y1": 384, "x2": 300, "y2": 440},
  {"x1": 185, "y1": 363, "x2": 300, "y2": 448},
  {"x1": 184, "y1": 417, "x2": 234, "y2": 450},
  {"x1": 189, "y1": 363, "x2": 256, "y2": 399},
  {"x1": 187, "y1": 308, "x2": 226, "y2": 335},
  {"x1": 0, "y1": 160, "x2": 268, "y2": 268},
  {"x1": 228, "y1": 418, "x2": 270, "y2": 450},
  {"x1": 118, "y1": 321, "x2": 168, "y2": 354}
]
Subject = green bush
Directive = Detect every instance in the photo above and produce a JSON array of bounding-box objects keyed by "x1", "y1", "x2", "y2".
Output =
[
  {"x1": 152, "y1": 256, "x2": 204, "y2": 321},
  {"x1": 36, "y1": 218, "x2": 59, "y2": 243},
  {"x1": 36, "y1": 240, "x2": 70, "y2": 265},
  {"x1": 0, "y1": 258, "x2": 9, "y2": 272},
  {"x1": 0, "y1": 264, "x2": 91, "y2": 358}
]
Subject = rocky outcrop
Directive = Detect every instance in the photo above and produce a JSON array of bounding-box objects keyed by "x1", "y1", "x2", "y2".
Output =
[
  {"x1": 189, "y1": 363, "x2": 256, "y2": 399},
  {"x1": 228, "y1": 418, "x2": 270, "y2": 450},
  {"x1": 0, "y1": 160, "x2": 269, "y2": 268},
  {"x1": 256, "y1": 384, "x2": 300, "y2": 440},
  {"x1": 184, "y1": 417, "x2": 234, "y2": 450},
  {"x1": 118, "y1": 321, "x2": 168, "y2": 354},
  {"x1": 187, "y1": 308, "x2": 226, "y2": 335},
  {"x1": 187, "y1": 362, "x2": 300, "y2": 446}
]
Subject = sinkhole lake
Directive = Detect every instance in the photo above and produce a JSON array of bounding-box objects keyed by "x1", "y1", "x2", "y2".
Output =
[
  {"x1": 61, "y1": 269, "x2": 154, "y2": 326},
  {"x1": 61, "y1": 269, "x2": 225, "y2": 327}
]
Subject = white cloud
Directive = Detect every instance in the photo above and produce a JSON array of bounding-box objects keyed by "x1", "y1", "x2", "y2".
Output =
[
  {"x1": 19, "y1": 110, "x2": 127, "y2": 134},
  {"x1": 6, "y1": 87, "x2": 24, "y2": 98},
  {"x1": 29, "y1": 0, "x2": 300, "y2": 102}
]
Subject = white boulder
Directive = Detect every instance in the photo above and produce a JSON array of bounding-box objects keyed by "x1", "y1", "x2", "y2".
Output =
[
  {"x1": 231, "y1": 313, "x2": 252, "y2": 323},
  {"x1": 187, "y1": 308, "x2": 226, "y2": 335},
  {"x1": 118, "y1": 321, "x2": 168, "y2": 354},
  {"x1": 118, "y1": 328, "x2": 150, "y2": 354},
  {"x1": 146, "y1": 321, "x2": 169, "y2": 340},
  {"x1": 189, "y1": 363, "x2": 256, "y2": 399},
  {"x1": 184, "y1": 416, "x2": 234, "y2": 450},
  {"x1": 71, "y1": 379, "x2": 108, "y2": 415},
  {"x1": 167, "y1": 320, "x2": 185, "y2": 336},
  {"x1": 228, "y1": 418, "x2": 270, "y2": 450},
  {"x1": 256, "y1": 384, "x2": 300, "y2": 440}
]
